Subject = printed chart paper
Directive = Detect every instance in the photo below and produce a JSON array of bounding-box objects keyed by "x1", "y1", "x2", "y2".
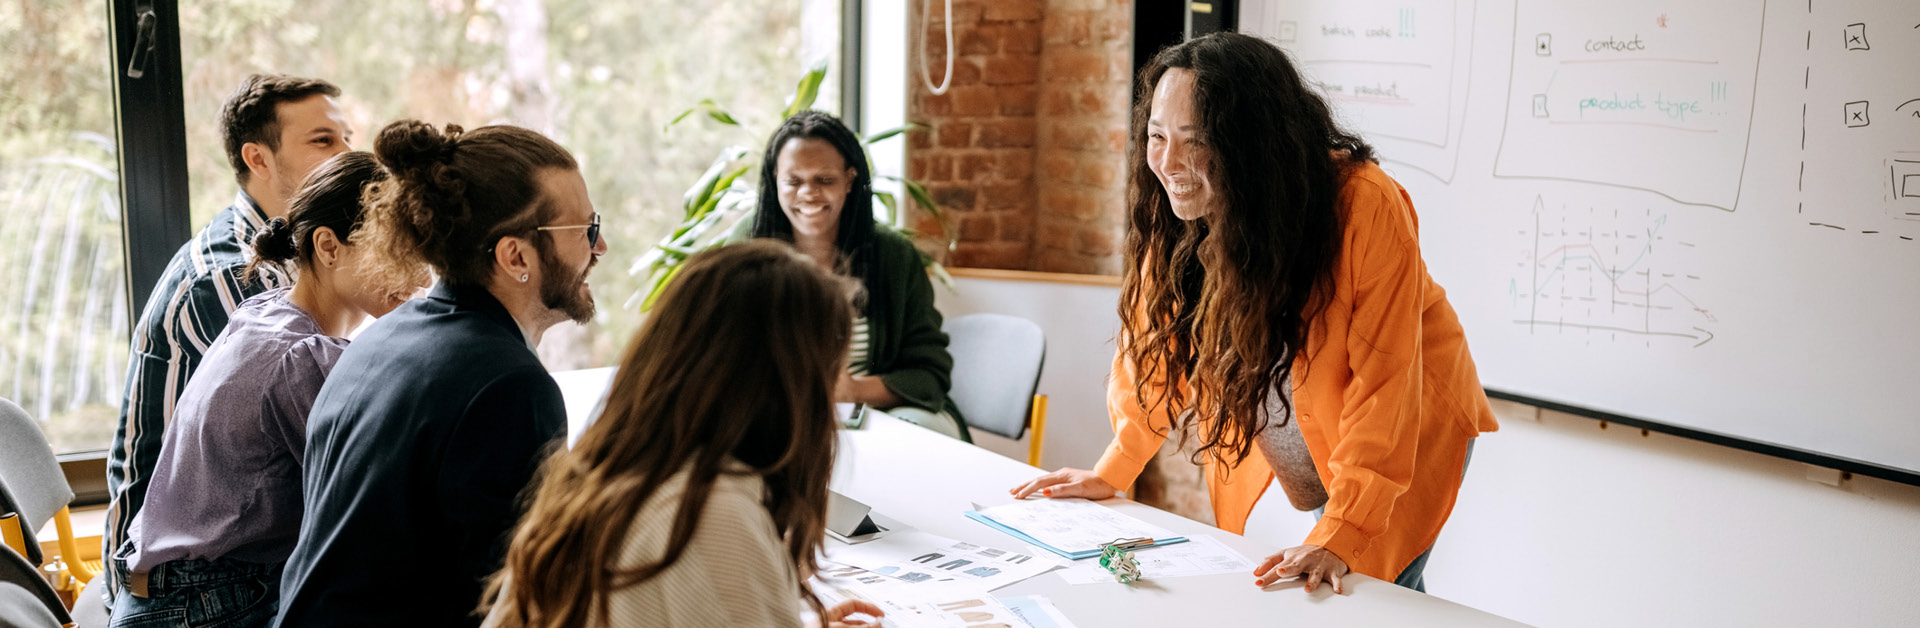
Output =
[
  {"x1": 825, "y1": 530, "x2": 1062, "y2": 591},
  {"x1": 970, "y1": 498, "x2": 1182, "y2": 557},
  {"x1": 810, "y1": 568, "x2": 1036, "y2": 628}
]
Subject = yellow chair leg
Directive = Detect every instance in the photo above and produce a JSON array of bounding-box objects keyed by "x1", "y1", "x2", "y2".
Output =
[
  {"x1": 53, "y1": 506, "x2": 95, "y2": 583},
  {"x1": 1026, "y1": 395, "x2": 1048, "y2": 468},
  {"x1": 1, "y1": 512, "x2": 26, "y2": 558}
]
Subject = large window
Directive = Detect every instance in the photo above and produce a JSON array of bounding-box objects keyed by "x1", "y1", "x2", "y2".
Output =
[
  {"x1": 5, "y1": 1, "x2": 851, "y2": 456},
  {"x1": 0, "y1": 2, "x2": 129, "y2": 454},
  {"x1": 178, "y1": 0, "x2": 843, "y2": 370}
]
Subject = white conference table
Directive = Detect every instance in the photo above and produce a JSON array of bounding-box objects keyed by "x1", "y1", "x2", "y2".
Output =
[{"x1": 553, "y1": 367, "x2": 1527, "y2": 627}]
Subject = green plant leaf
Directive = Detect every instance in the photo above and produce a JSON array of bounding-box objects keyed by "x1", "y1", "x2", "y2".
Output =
[
  {"x1": 667, "y1": 99, "x2": 740, "y2": 132},
  {"x1": 875, "y1": 190, "x2": 900, "y2": 225},
  {"x1": 899, "y1": 178, "x2": 945, "y2": 221},
  {"x1": 681, "y1": 148, "x2": 750, "y2": 218},
  {"x1": 640, "y1": 263, "x2": 687, "y2": 311},
  {"x1": 782, "y1": 60, "x2": 829, "y2": 119},
  {"x1": 862, "y1": 123, "x2": 922, "y2": 145}
]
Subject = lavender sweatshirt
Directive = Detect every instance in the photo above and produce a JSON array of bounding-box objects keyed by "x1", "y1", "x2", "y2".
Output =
[{"x1": 121, "y1": 288, "x2": 346, "y2": 570}]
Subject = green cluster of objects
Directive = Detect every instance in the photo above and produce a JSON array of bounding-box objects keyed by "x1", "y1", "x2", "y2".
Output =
[{"x1": 1098, "y1": 540, "x2": 1144, "y2": 584}]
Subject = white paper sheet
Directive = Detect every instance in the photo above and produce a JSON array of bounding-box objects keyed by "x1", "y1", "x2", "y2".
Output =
[
  {"x1": 810, "y1": 567, "x2": 1035, "y2": 628},
  {"x1": 1000, "y1": 595, "x2": 1078, "y2": 628},
  {"x1": 826, "y1": 530, "x2": 1063, "y2": 591},
  {"x1": 1055, "y1": 535, "x2": 1258, "y2": 585},
  {"x1": 973, "y1": 498, "x2": 1180, "y2": 556}
]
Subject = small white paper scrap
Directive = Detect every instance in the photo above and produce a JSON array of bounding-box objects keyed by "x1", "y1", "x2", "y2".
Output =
[
  {"x1": 1000, "y1": 595, "x2": 1078, "y2": 628},
  {"x1": 1056, "y1": 535, "x2": 1256, "y2": 585}
]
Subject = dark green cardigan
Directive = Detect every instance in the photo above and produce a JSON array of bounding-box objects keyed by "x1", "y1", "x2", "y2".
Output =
[{"x1": 728, "y1": 220, "x2": 969, "y2": 440}]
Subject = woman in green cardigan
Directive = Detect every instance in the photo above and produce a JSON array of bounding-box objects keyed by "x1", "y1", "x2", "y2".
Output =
[{"x1": 740, "y1": 110, "x2": 969, "y2": 441}]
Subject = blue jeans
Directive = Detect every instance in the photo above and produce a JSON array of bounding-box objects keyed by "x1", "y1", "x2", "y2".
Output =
[
  {"x1": 1312, "y1": 439, "x2": 1475, "y2": 593},
  {"x1": 109, "y1": 557, "x2": 282, "y2": 628}
]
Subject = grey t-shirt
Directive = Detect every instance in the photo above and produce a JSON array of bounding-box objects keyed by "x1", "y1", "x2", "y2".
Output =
[
  {"x1": 122, "y1": 288, "x2": 346, "y2": 570},
  {"x1": 1256, "y1": 378, "x2": 1328, "y2": 511}
]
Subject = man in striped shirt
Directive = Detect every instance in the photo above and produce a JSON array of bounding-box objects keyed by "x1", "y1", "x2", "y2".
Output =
[{"x1": 103, "y1": 73, "x2": 353, "y2": 603}]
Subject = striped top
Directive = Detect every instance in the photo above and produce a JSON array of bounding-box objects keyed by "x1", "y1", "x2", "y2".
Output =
[
  {"x1": 481, "y1": 461, "x2": 802, "y2": 628},
  {"x1": 847, "y1": 316, "x2": 871, "y2": 376},
  {"x1": 103, "y1": 192, "x2": 286, "y2": 595}
]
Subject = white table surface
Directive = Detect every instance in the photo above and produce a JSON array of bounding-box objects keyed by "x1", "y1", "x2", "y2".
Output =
[{"x1": 553, "y1": 367, "x2": 1529, "y2": 627}]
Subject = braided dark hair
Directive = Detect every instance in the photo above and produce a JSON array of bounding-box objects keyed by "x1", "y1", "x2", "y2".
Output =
[
  {"x1": 219, "y1": 73, "x2": 342, "y2": 187},
  {"x1": 752, "y1": 110, "x2": 882, "y2": 315},
  {"x1": 354, "y1": 120, "x2": 578, "y2": 288}
]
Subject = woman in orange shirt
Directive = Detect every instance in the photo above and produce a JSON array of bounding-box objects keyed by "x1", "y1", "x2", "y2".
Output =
[{"x1": 1011, "y1": 32, "x2": 1499, "y2": 595}]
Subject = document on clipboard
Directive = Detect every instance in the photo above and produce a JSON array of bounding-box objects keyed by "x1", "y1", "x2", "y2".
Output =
[{"x1": 965, "y1": 498, "x2": 1187, "y2": 560}]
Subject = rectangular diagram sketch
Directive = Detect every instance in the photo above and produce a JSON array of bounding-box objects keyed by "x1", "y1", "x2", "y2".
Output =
[
  {"x1": 1493, "y1": 0, "x2": 1764, "y2": 210},
  {"x1": 1242, "y1": 0, "x2": 1475, "y2": 182}
]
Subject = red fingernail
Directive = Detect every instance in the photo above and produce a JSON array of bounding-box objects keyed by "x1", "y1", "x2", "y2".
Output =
[
  {"x1": 1043, "y1": 488, "x2": 1052, "y2": 495},
  {"x1": 1254, "y1": 579, "x2": 1264, "y2": 586}
]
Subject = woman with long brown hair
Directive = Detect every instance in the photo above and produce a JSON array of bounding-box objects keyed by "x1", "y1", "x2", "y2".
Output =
[
  {"x1": 1012, "y1": 32, "x2": 1500, "y2": 595},
  {"x1": 480, "y1": 240, "x2": 882, "y2": 628}
]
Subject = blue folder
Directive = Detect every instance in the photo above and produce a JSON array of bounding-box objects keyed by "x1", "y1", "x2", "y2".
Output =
[{"x1": 963, "y1": 510, "x2": 1188, "y2": 560}]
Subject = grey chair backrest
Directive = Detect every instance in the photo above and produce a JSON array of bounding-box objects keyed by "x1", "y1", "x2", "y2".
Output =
[
  {"x1": 0, "y1": 544, "x2": 69, "y2": 627},
  {"x1": 943, "y1": 313, "x2": 1045, "y2": 441},
  {"x1": 0, "y1": 398, "x2": 74, "y2": 566}
]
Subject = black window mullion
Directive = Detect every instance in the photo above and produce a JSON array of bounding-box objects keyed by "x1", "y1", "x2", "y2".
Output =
[{"x1": 108, "y1": 0, "x2": 192, "y2": 325}]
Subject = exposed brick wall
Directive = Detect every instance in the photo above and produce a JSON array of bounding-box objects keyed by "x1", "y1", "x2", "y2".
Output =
[
  {"x1": 905, "y1": 0, "x2": 1130, "y2": 275},
  {"x1": 906, "y1": 0, "x2": 1042, "y2": 270},
  {"x1": 905, "y1": 1, "x2": 1213, "y2": 523},
  {"x1": 1032, "y1": 0, "x2": 1131, "y2": 276}
]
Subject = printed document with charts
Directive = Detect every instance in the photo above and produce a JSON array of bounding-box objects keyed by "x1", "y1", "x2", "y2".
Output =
[{"x1": 967, "y1": 498, "x2": 1185, "y2": 559}]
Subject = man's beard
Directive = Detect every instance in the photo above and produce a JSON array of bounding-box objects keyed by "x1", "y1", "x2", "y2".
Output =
[{"x1": 538, "y1": 241, "x2": 597, "y2": 324}]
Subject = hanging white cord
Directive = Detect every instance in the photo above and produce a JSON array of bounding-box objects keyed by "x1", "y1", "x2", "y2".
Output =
[{"x1": 920, "y1": 0, "x2": 953, "y2": 95}]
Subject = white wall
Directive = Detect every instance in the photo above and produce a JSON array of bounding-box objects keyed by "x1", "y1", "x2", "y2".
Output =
[
  {"x1": 933, "y1": 274, "x2": 1121, "y2": 470},
  {"x1": 938, "y1": 274, "x2": 1920, "y2": 628}
]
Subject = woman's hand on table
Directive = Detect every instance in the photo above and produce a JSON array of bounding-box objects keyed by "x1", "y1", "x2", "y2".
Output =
[
  {"x1": 1009, "y1": 467, "x2": 1120, "y2": 500},
  {"x1": 824, "y1": 599, "x2": 885, "y2": 627},
  {"x1": 1254, "y1": 544, "x2": 1350, "y2": 594}
]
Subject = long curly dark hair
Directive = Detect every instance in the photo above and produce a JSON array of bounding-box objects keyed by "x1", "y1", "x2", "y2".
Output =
[{"x1": 1120, "y1": 32, "x2": 1375, "y2": 469}]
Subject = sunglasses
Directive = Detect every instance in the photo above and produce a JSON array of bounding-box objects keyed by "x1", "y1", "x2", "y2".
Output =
[{"x1": 534, "y1": 212, "x2": 602, "y2": 248}]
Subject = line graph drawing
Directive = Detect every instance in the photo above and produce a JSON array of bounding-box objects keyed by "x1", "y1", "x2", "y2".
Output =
[{"x1": 1511, "y1": 195, "x2": 1718, "y2": 348}]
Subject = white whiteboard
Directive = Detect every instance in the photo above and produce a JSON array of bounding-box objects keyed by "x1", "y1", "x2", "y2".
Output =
[{"x1": 1242, "y1": 0, "x2": 1920, "y2": 475}]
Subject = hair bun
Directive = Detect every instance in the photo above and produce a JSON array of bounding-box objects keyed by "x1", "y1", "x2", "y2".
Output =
[
  {"x1": 251, "y1": 216, "x2": 299, "y2": 262},
  {"x1": 375, "y1": 120, "x2": 464, "y2": 177}
]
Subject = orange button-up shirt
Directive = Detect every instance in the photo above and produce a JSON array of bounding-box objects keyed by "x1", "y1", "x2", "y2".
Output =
[{"x1": 1092, "y1": 163, "x2": 1500, "y2": 580}]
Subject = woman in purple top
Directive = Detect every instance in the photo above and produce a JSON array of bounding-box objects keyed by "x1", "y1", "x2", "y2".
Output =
[{"x1": 111, "y1": 151, "x2": 423, "y2": 628}]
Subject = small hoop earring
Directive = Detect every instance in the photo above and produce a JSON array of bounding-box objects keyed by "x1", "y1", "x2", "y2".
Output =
[{"x1": 520, "y1": 274, "x2": 529, "y2": 282}]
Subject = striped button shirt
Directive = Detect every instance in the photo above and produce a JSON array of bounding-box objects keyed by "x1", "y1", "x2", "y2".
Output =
[{"x1": 102, "y1": 192, "x2": 286, "y2": 597}]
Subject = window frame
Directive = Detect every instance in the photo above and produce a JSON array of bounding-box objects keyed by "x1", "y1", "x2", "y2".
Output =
[{"x1": 63, "y1": 0, "x2": 869, "y2": 502}]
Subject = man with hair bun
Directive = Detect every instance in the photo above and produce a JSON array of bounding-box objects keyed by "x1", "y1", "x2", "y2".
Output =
[
  {"x1": 104, "y1": 72, "x2": 352, "y2": 606},
  {"x1": 273, "y1": 120, "x2": 607, "y2": 628}
]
